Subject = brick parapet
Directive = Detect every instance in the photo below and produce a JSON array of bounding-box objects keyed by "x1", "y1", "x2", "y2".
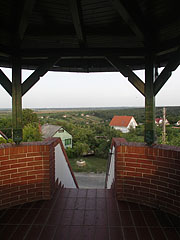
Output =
[
  {"x1": 113, "y1": 138, "x2": 180, "y2": 216},
  {"x1": 0, "y1": 138, "x2": 61, "y2": 210}
]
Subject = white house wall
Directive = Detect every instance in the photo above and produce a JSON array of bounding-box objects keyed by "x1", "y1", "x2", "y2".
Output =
[
  {"x1": 113, "y1": 126, "x2": 129, "y2": 133},
  {"x1": 106, "y1": 146, "x2": 115, "y2": 189},
  {"x1": 55, "y1": 144, "x2": 76, "y2": 188}
]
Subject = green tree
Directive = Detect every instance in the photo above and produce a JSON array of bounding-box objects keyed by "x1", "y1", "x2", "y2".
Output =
[
  {"x1": 23, "y1": 123, "x2": 42, "y2": 142},
  {"x1": 22, "y1": 109, "x2": 38, "y2": 127}
]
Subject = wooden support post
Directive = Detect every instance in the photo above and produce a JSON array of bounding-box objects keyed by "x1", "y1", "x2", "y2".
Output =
[
  {"x1": 144, "y1": 52, "x2": 156, "y2": 145},
  {"x1": 12, "y1": 56, "x2": 23, "y2": 143}
]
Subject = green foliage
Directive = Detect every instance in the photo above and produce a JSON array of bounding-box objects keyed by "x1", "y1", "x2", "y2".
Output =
[
  {"x1": 0, "y1": 138, "x2": 13, "y2": 144},
  {"x1": 22, "y1": 109, "x2": 38, "y2": 127},
  {"x1": 68, "y1": 156, "x2": 107, "y2": 173},
  {"x1": 23, "y1": 123, "x2": 42, "y2": 142},
  {"x1": 0, "y1": 118, "x2": 12, "y2": 138}
]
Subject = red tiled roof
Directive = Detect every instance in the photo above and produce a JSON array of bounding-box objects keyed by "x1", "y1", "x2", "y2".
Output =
[{"x1": 109, "y1": 116, "x2": 133, "y2": 127}]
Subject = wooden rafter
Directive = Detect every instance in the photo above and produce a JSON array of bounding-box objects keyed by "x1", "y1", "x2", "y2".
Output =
[
  {"x1": 111, "y1": 0, "x2": 144, "y2": 41},
  {"x1": 22, "y1": 57, "x2": 61, "y2": 96},
  {"x1": 17, "y1": 0, "x2": 36, "y2": 40},
  {"x1": 106, "y1": 56, "x2": 145, "y2": 96},
  {"x1": 0, "y1": 69, "x2": 12, "y2": 96},
  {"x1": 20, "y1": 47, "x2": 145, "y2": 57},
  {"x1": 154, "y1": 47, "x2": 180, "y2": 95},
  {"x1": 68, "y1": 0, "x2": 85, "y2": 47}
]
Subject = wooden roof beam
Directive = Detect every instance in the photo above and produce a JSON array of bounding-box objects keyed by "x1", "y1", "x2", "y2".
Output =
[
  {"x1": 17, "y1": 0, "x2": 36, "y2": 41},
  {"x1": 22, "y1": 57, "x2": 60, "y2": 96},
  {"x1": 106, "y1": 56, "x2": 145, "y2": 96},
  {"x1": 0, "y1": 69, "x2": 12, "y2": 96},
  {"x1": 111, "y1": 0, "x2": 145, "y2": 41},
  {"x1": 68, "y1": 0, "x2": 86, "y2": 47},
  {"x1": 154, "y1": 47, "x2": 180, "y2": 95}
]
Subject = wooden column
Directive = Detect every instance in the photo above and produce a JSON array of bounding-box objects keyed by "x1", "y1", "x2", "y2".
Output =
[
  {"x1": 12, "y1": 56, "x2": 23, "y2": 143},
  {"x1": 144, "y1": 52, "x2": 156, "y2": 144}
]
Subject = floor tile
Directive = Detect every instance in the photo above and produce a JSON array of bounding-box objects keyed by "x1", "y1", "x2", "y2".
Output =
[
  {"x1": 33, "y1": 208, "x2": 50, "y2": 224},
  {"x1": 95, "y1": 210, "x2": 108, "y2": 226},
  {"x1": 81, "y1": 226, "x2": 95, "y2": 240},
  {"x1": 39, "y1": 225, "x2": 56, "y2": 240},
  {"x1": 86, "y1": 198, "x2": 96, "y2": 210},
  {"x1": 71, "y1": 210, "x2": 85, "y2": 225},
  {"x1": 154, "y1": 210, "x2": 173, "y2": 227},
  {"x1": 136, "y1": 227, "x2": 152, "y2": 240},
  {"x1": 123, "y1": 227, "x2": 138, "y2": 240},
  {"x1": 94, "y1": 226, "x2": 109, "y2": 240},
  {"x1": 24, "y1": 225, "x2": 43, "y2": 240},
  {"x1": 0, "y1": 224, "x2": 17, "y2": 239},
  {"x1": 22, "y1": 208, "x2": 40, "y2": 224},
  {"x1": 0, "y1": 209, "x2": 17, "y2": 224},
  {"x1": 46, "y1": 210, "x2": 63, "y2": 226},
  {"x1": 74, "y1": 198, "x2": 86, "y2": 210},
  {"x1": 110, "y1": 227, "x2": 123, "y2": 240},
  {"x1": 131, "y1": 211, "x2": 147, "y2": 227},
  {"x1": 87, "y1": 189, "x2": 96, "y2": 198},
  {"x1": 60, "y1": 210, "x2": 73, "y2": 225},
  {"x1": 53, "y1": 226, "x2": 70, "y2": 240},
  {"x1": 143, "y1": 210, "x2": 160, "y2": 227},
  {"x1": 120, "y1": 211, "x2": 134, "y2": 226},
  {"x1": 108, "y1": 210, "x2": 121, "y2": 226},
  {"x1": 96, "y1": 198, "x2": 106, "y2": 210},
  {"x1": 149, "y1": 227, "x2": 167, "y2": 240},
  {"x1": 10, "y1": 225, "x2": 31, "y2": 240},
  {"x1": 163, "y1": 227, "x2": 180, "y2": 240},
  {"x1": 84, "y1": 210, "x2": 96, "y2": 225}
]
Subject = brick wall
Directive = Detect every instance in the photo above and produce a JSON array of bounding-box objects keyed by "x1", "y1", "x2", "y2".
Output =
[
  {"x1": 0, "y1": 138, "x2": 60, "y2": 210},
  {"x1": 113, "y1": 138, "x2": 180, "y2": 216}
]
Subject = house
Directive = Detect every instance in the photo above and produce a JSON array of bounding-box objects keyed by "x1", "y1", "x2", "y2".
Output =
[
  {"x1": 0, "y1": 131, "x2": 8, "y2": 141},
  {"x1": 41, "y1": 124, "x2": 72, "y2": 149},
  {"x1": 155, "y1": 118, "x2": 169, "y2": 126},
  {"x1": 175, "y1": 120, "x2": 180, "y2": 126},
  {"x1": 109, "y1": 116, "x2": 138, "y2": 133}
]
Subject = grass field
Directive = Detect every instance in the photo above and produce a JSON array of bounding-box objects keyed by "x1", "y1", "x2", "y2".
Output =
[{"x1": 68, "y1": 156, "x2": 108, "y2": 173}]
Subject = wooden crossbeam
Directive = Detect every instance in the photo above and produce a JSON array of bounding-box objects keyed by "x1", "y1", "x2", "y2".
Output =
[
  {"x1": 17, "y1": 0, "x2": 36, "y2": 40},
  {"x1": 0, "y1": 69, "x2": 12, "y2": 96},
  {"x1": 106, "y1": 56, "x2": 145, "y2": 96},
  {"x1": 154, "y1": 47, "x2": 180, "y2": 95},
  {"x1": 20, "y1": 47, "x2": 145, "y2": 57},
  {"x1": 22, "y1": 57, "x2": 60, "y2": 96},
  {"x1": 111, "y1": 0, "x2": 144, "y2": 41},
  {"x1": 68, "y1": 0, "x2": 86, "y2": 47}
]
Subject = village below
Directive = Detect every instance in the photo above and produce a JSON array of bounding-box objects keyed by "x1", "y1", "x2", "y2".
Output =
[{"x1": 1, "y1": 106, "x2": 180, "y2": 173}]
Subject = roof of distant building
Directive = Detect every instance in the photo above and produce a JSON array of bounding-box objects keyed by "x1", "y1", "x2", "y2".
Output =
[
  {"x1": 109, "y1": 116, "x2": 134, "y2": 127},
  {"x1": 41, "y1": 124, "x2": 62, "y2": 139}
]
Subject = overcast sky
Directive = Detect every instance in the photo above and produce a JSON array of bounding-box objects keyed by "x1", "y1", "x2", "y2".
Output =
[{"x1": 0, "y1": 66, "x2": 179, "y2": 108}]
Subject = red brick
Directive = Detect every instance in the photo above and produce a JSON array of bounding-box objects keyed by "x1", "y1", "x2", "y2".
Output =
[
  {"x1": 3, "y1": 177, "x2": 20, "y2": 185},
  {"x1": 0, "y1": 156, "x2": 9, "y2": 161},
  {"x1": 1, "y1": 159, "x2": 17, "y2": 165},
  {"x1": 27, "y1": 161, "x2": 43, "y2": 166},
  {"x1": 0, "y1": 165, "x2": 10, "y2": 171},
  {"x1": 1, "y1": 168, "x2": 17, "y2": 175},
  {"x1": 21, "y1": 175, "x2": 36, "y2": 181},
  {"x1": 126, "y1": 162, "x2": 140, "y2": 168},
  {"x1": 11, "y1": 162, "x2": 27, "y2": 168},
  {"x1": 0, "y1": 148, "x2": 5, "y2": 155},
  {"x1": 18, "y1": 157, "x2": 33, "y2": 163},
  {"x1": 0, "y1": 174, "x2": 10, "y2": 180},
  {"x1": 136, "y1": 168, "x2": 152, "y2": 174},
  {"x1": 11, "y1": 172, "x2": 27, "y2": 178},
  {"x1": 10, "y1": 153, "x2": 27, "y2": 159},
  {"x1": 18, "y1": 166, "x2": 34, "y2": 172},
  {"x1": 4, "y1": 148, "x2": 10, "y2": 155}
]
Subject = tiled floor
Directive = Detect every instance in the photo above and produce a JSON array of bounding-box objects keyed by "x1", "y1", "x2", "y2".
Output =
[{"x1": 0, "y1": 187, "x2": 179, "y2": 240}]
